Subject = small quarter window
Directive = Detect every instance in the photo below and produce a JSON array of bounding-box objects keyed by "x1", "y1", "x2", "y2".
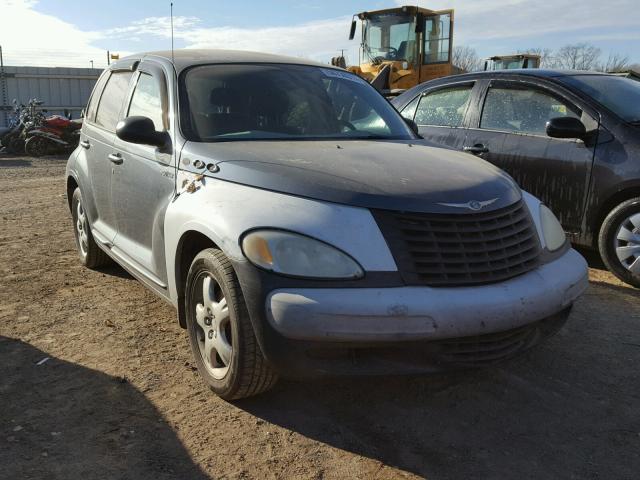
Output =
[
  {"x1": 86, "y1": 71, "x2": 110, "y2": 123},
  {"x1": 399, "y1": 95, "x2": 420, "y2": 121},
  {"x1": 414, "y1": 86, "x2": 472, "y2": 127}
]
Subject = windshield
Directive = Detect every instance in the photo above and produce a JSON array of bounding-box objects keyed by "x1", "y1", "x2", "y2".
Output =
[
  {"x1": 561, "y1": 74, "x2": 640, "y2": 123},
  {"x1": 180, "y1": 64, "x2": 413, "y2": 142},
  {"x1": 363, "y1": 12, "x2": 417, "y2": 64}
]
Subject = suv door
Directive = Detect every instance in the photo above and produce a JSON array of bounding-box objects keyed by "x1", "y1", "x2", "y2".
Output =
[
  {"x1": 110, "y1": 62, "x2": 174, "y2": 288},
  {"x1": 399, "y1": 82, "x2": 476, "y2": 150},
  {"x1": 81, "y1": 69, "x2": 133, "y2": 243},
  {"x1": 465, "y1": 80, "x2": 598, "y2": 231}
]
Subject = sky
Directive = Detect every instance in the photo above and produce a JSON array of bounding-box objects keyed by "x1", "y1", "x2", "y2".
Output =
[{"x1": 0, "y1": 0, "x2": 638, "y2": 69}]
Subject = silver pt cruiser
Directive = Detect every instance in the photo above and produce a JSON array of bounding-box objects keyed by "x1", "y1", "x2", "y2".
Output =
[{"x1": 66, "y1": 50, "x2": 588, "y2": 399}]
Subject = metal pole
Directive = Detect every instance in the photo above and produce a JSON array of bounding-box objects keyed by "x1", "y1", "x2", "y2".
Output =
[
  {"x1": 107, "y1": 50, "x2": 110, "y2": 66},
  {"x1": 90, "y1": 60, "x2": 94, "y2": 69},
  {"x1": 0, "y1": 45, "x2": 8, "y2": 127}
]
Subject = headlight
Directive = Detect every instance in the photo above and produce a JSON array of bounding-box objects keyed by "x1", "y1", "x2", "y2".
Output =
[
  {"x1": 241, "y1": 230, "x2": 364, "y2": 279},
  {"x1": 539, "y1": 205, "x2": 566, "y2": 251}
]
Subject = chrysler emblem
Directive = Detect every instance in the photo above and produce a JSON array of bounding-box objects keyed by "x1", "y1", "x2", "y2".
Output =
[{"x1": 438, "y1": 198, "x2": 499, "y2": 211}]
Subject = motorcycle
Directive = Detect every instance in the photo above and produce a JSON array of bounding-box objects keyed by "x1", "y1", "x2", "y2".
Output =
[
  {"x1": 25, "y1": 114, "x2": 82, "y2": 157},
  {"x1": 0, "y1": 99, "x2": 45, "y2": 154}
]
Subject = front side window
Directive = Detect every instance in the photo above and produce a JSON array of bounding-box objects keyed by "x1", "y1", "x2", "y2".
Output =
[
  {"x1": 480, "y1": 87, "x2": 581, "y2": 135},
  {"x1": 423, "y1": 13, "x2": 452, "y2": 64},
  {"x1": 95, "y1": 71, "x2": 133, "y2": 131},
  {"x1": 363, "y1": 12, "x2": 417, "y2": 64},
  {"x1": 414, "y1": 85, "x2": 472, "y2": 127},
  {"x1": 127, "y1": 73, "x2": 164, "y2": 131},
  {"x1": 180, "y1": 64, "x2": 413, "y2": 142}
]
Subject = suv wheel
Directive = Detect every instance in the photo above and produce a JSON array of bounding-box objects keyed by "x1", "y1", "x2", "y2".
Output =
[
  {"x1": 598, "y1": 197, "x2": 640, "y2": 288},
  {"x1": 71, "y1": 188, "x2": 112, "y2": 268},
  {"x1": 185, "y1": 248, "x2": 277, "y2": 400}
]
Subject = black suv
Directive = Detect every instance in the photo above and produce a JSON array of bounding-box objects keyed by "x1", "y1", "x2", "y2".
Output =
[{"x1": 393, "y1": 70, "x2": 640, "y2": 287}]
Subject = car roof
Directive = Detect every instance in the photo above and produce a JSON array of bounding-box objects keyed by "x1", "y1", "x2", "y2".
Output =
[
  {"x1": 113, "y1": 49, "x2": 335, "y2": 73},
  {"x1": 392, "y1": 69, "x2": 614, "y2": 106}
]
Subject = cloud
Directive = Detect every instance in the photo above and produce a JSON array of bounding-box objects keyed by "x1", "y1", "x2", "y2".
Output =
[
  {"x1": 399, "y1": 0, "x2": 640, "y2": 45},
  {"x1": 106, "y1": 14, "x2": 360, "y2": 65},
  {"x1": 0, "y1": 0, "x2": 110, "y2": 67}
]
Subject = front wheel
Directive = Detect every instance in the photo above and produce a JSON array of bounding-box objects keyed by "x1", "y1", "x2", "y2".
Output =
[
  {"x1": 598, "y1": 197, "x2": 640, "y2": 288},
  {"x1": 185, "y1": 248, "x2": 277, "y2": 400},
  {"x1": 25, "y1": 136, "x2": 50, "y2": 157}
]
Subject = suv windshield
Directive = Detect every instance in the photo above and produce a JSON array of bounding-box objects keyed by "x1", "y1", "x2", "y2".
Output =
[
  {"x1": 363, "y1": 12, "x2": 417, "y2": 64},
  {"x1": 561, "y1": 74, "x2": 640, "y2": 123},
  {"x1": 180, "y1": 64, "x2": 413, "y2": 142}
]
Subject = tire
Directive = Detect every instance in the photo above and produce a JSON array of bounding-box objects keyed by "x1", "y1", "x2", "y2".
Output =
[
  {"x1": 185, "y1": 248, "x2": 277, "y2": 400},
  {"x1": 25, "y1": 136, "x2": 50, "y2": 157},
  {"x1": 598, "y1": 197, "x2": 640, "y2": 288},
  {"x1": 7, "y1": 135, "x2": 24, "y2": 154},
  {"x1": 71, "y1": 188, "x2": 112, "y2": 269}
]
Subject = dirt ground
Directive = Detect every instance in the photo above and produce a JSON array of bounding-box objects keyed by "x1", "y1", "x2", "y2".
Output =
[{"x1": 0, "y1": 154, "x2": 639, "y2": 480}]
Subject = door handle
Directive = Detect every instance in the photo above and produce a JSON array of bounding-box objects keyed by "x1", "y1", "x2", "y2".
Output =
[
  {"x1": 108, "y1": 153, "x2": 124, "y2": 165},
  {"x1": 80, "y1": 140, "x2": 90, "y2": 149},
  {"x1": 463, "y1": 144, "x2": 489, "y2": 155}
]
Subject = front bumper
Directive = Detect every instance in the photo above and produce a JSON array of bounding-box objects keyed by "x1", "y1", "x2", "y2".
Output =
[
  {"x1": 266, "y1": 248, "x2": 587, "y2": 342},
  {"x1": 234, "y1": 248, "x2": 588, "y2": 377}
]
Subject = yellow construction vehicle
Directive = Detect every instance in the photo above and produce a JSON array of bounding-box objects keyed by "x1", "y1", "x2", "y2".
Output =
[
  {"x1": 340, "y1": 5, "x2": 455, "y2": 95},
  {"x1": 484, "y1": 54, "x2": 541, "y2": 71}
]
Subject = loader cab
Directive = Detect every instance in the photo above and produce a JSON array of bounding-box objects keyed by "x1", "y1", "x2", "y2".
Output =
[{"x1": 346, "y1": 6, "x2": 454, "y2": 95}]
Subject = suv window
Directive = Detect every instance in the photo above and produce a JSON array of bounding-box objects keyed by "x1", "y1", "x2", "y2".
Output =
[
  {"x1": 414, "y1": 85, "x2": 472, "y2": 127},
  {"x1": 95, "y1": 71, "x2": 133, "y2": 131},
  {"x1": 86, "y1": 71, "x2": 110, "y2": 123},
  {"x1": 481, "y1": 86, "x2": 581, "y2": 135},
  {"x1": 127, "y1": 73, "x2": 164, "y2": 131}
]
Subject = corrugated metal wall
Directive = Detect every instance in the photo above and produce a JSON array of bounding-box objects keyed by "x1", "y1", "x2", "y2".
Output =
[{"x1": 0, "y1": 66, "x2": 103, "y2": 127}]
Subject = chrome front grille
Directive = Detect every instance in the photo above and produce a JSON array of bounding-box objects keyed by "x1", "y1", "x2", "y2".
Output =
[{"x1": 372, "y1": 200, "x2": 541, "y2": 287}]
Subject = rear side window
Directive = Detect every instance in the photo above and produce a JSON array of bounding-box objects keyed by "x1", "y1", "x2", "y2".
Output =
[
  {"x1": 85, "y1": 72, "x2": 110, "y2": 123},
  {"x1": 127, "y1": 73, "x2": 164, "y2": 131},
  {"x1": 481, "y1": 86, "x2": 581, "y2": 135},
  {"x1": 414, "y1": 85, "x2": 472, "y2": 127},
  {"x1": 95, "y1": 71, "x2": 133, "y2": 132}
]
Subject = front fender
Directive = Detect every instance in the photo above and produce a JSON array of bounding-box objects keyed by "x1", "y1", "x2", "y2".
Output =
[{"x1": 163, "y1": 172, "x2": 398, "y2": 305}]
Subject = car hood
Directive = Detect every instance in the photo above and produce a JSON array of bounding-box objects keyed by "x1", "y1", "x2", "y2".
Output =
[{"x1": 180, "y1": 140, "x2": 521, "y2": 214}]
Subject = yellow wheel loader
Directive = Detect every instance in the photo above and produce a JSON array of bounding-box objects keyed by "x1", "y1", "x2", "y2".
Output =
[{"x1": 339, "y1": 5, "x2": 456, "y2": 96}]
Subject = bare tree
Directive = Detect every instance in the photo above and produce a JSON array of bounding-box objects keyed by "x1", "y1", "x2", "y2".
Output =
[
  {"x1": 554, "y1": 43, "x2": 601, "y2": 70},
  {"x1": 519, "y1": 48, "x2": 555, "y2": 68},
  {"x1": 597, "y1": 52, "x2": 630, "y2": 72},
  {"x1": 452, "y1": 45, "x2": 482, "y2": 73}
]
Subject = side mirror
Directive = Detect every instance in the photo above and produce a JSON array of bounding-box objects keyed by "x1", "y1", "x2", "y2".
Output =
[
  {"x1": 405, "y1": 118, "x2": 420, "y2": 137},
  {"x1": 80, "y1": 108, "x2": 86, "y2": 119},
  {"x1": 546, "y1": 117, "x2": 586, "y2": 139},
  {"x1": 116, "y1": 116, "x2": 168, "y2": 148},
  {"x1": 349, "y1": 19, "x2": 357, "y2": 40}
]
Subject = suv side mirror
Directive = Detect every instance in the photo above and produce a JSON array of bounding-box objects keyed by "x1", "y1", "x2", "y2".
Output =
[
  {"x1": 405, "y1": 118, "x2": 420, "y2": 137},
  {"x1": 546, "y1": 117, "x2": 586, "y2": 140},
  {"x1": 116, "y1": 116, "x2": 168, "y2": 148},
  {"x1": 349, "y1": 19, "x2": 357, "y2": 40}
]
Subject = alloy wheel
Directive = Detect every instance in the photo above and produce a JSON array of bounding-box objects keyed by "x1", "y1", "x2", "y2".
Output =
[
  {"x1": 76, "y1": 201, "x2": 89, "y2": 256},
  {"x1": 194, "y1": 273, "x2": 232, "y2": 379}
]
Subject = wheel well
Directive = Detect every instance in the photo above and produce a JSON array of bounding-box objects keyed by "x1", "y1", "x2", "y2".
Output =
[
  {"x1": 175, "y1": 231, "x2": 219, "y2": 328},
  {"x1": 66, "y1": 176, "x2": 78, "y2": 211},
  {"x1": 594, "y1": 187, "x2": 640, "y2": 246}
]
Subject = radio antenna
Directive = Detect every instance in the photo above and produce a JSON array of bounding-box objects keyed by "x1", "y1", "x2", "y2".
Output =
[{"x1": 170, "y1": 2, "x2": 175, "y2": 64}]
